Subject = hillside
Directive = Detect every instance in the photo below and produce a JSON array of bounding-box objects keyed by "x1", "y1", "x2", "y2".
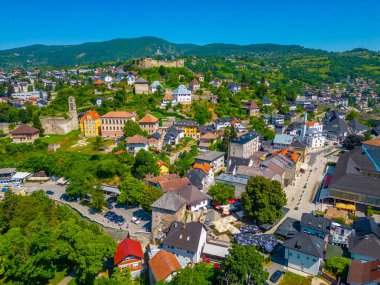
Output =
[{"x1": 0, "y1": 36, "x2": 326, "y2": 68}]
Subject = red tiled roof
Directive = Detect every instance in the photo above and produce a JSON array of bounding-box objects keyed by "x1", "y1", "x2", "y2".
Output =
[
  {"x1": 363, "y1": 137, "x2": 380, "y2": 147},
  {"x1": 149, "y1": 250, "x2": 181, "y2": 282},
  {"x1": 125, "y1": 135, "x2": 148, "y2": 144},
  {"x1": 347, "y1": 260, "x2": 380, "y2": 284},
  {"x1": 160, "y1": 177, "x2": 191, "y2": 193},
  {"x1": 10, "y1": 124, "x2": 40, "y2": 135},
  {"x1": 101, "y1": 111, "x2": 135, "y2": 118},
  {"x1": 114, "y1": 238, "x2": 143, "y2": 265},
  {"x1": 193, "y1": 163, "x2": 211, "y2": 175},
  {"x1": 114, "y1": 150, "x2": 126, "y2": 155},
  {"x1": 138, "y1": 114, "x2": 159, "y2": 124},
  {"x1": 157, "y1": 160, "x2": 168, "y2": 168},
  {"x1": 94, "y1": 79, "x2": 103, "y2": 85},
  {"x1": 81, "y1": 110, "x2": 100, "y2": 123}
]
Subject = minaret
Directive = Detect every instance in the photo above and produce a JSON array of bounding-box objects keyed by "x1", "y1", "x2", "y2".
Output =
[{"x1": 301, "y1": 112, "x2": 308, "y2": 139}]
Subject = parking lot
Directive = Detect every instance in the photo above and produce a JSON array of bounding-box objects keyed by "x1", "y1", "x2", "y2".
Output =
[{"x1": 22, "y1": 182, "x2": 151, "y2": 234}]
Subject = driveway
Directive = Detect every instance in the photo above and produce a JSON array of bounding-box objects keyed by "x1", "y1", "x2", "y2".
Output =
[{"x1": 22, "y1": 182, "x2": 151, "y2": 234}]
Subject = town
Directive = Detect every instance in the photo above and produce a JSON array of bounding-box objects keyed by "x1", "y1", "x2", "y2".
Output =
[{"x1": 0, "y1": 49, "x2": 380, "y2": 285}]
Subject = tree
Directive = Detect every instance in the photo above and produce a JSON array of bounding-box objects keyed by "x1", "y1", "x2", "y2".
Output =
[
  {"x1": 325, "y1": 257, "x2": 350, "y2": 279},
  {"x1": 346, "y1": 110, "x2": 359, "y2": 121},
  {"x1": 221, "y1": 244, "x2": 268, "y2": 284},
  {"x1": 132, "y1": 150, "x2": 159, "y2": 179},
  {"x1": 117, "y1": 175, "x2": 147, "y2": 205},
  {"x1": 139, "y1": 185, "x2": 163, "y2": 212},
  {"x1": 32, "y1": 113, "x2": 44, "y2": 136},
  {"x1": 96, "y1": 267, "x2": 132, "y2": 285},
  {"x1": 123, "y1": 120, "x2": 147, "y2": 138},
  {"x1": 90, "y1": 184, "x2": 106, "y2": 211},
  {"x1": 208, "y1": 184, "x2": 235, "y2": 205},
  {"x1": 92, "y1": 135, "x2": 105, "y2": 150},
  {"x1": 241, "y1": 176, "x2": 286, "y2": 224},
  {"x1": 342, "y1": 134, "x2": 364, "y2": 150},
  {"x1": 170, "y1": 262, "x2": 217, "y2": 285}
]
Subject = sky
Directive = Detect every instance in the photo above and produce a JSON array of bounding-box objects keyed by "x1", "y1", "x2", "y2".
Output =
[{"x1": 0, "y1": 0, "x2": 379, "y2": 51}]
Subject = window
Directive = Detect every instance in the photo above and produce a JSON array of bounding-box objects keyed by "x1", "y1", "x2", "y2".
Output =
[
  {"x1": 297, "y1": 254, "x2": 300, "y2": 259},
  {"x1": 133, "y1": 263, "x2": 139, "y2": 269}
]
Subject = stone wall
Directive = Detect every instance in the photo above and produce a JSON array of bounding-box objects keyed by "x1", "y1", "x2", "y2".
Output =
[
  {"x1": 151, "y1": 204, "x2": 186, "y2": 238},
  {"x1": 133, "y1": 58, "x2": 185, "y2": 69}
]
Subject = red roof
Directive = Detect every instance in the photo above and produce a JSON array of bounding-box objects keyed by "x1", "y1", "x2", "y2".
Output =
[
  {"x1": 149, "y1": 250, "x2": 181, "y2": 282},
  {"x1": 114, "y1": 238, "x2": 143, "y2": 265}
]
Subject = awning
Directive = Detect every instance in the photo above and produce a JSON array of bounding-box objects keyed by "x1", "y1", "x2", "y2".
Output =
[
  {"x1": 336, "y1": 203, "x2": 356, "y2": 211},
  {"x1": 324, "y1": 175, "x2": 332, "y2": 188}
]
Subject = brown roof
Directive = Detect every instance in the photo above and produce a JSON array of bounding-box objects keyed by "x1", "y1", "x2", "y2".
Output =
[
  {"x1": 200, "y1": 132, "x2": 218, "y2": 140},
  {"x1": 149, "y1": 250, "x2": 181, "y2": 282},
  {"x1": 101, "y1": 111, "x2": 135, "y2": 118},
  {"x1": 125, "y1": 135, "x2": 148, "y2": 144},
  {"x1": 347, "y1": 260, "x2": 380, "y2": 284},
  {"x1": 10, "y1": 124, "x2": 39, "y2": 135},
  {"x1": 243, "y1": 100, "x2": 260, "y2": 110},
  {"x1": 81, "y1": 110, "x2": 100, "y2": 123},
  {"x1": 162, "y1": 93, "x2": 175, "y2": 101},
  {"x1": 363, "y1": 137, "x2": 380, "y2": 147},
  {"x1": 157, "y1": 160, "x2": 168, "y2": 168},
  {"x1": 148, "y1": 174, "x2": 180, "y2": 185},
  {"x1": 160, "y1": 177, "x2": 191, "y2": 193},
  {"x1": 138, "y1": 114, "x2": 159, "y2": 124}
]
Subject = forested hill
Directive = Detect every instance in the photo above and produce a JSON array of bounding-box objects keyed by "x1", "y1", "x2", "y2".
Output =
[{"x1": 0, "y1": 36, "x2": 330, "y2": 68}]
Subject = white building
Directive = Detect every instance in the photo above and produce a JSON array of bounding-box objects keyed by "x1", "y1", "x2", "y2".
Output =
[
  {"x1": 173, "y1": 85, "x2": 192, "y2": 104},
  {"x1": 300, "y1": 113, "x2": 326, "y2": 149}
]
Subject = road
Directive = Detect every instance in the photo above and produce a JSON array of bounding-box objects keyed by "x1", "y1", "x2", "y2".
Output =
[
  {"x1": 22, "y1": 182, "x2": 151, "y2": 234},
  {"x1": 266, "y1": 147, "x2": 329, "y2": 234}
]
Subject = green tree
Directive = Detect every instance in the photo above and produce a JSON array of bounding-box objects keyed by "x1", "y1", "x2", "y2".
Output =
[
  {"x1": 208, "y1": 184, "x2": 235, "y2": 205},
  {"x1": 32, "y1": 113, "x2": 44, "y2": 136},
  {"x1": 92, "y1": 135, "x2": 105, "y2": 150},
  {"x1": 123, "y1": 120, "x2": 148, "y2": 138},
  {"x1": 117, "y1": 175, "x2": 147, "y2": 205},
  {"x1": 96, "y1": 267, "x2": 133, "y2": 285},
  {"x1": 346, "y1": 110, "x2": 359, "y2": 121},
  {"x1": 325, "y1": 257, "x2": 350, "y2": 279},
  {"x1": 342, "y1": 134, "x2": 364, "y2": 150},
  {"x1": 90, "y1": 184, "x2": 106, "y2": 211},
  {"x1": 241, "y1": 176, "x2": 286, "y2": 224},
  {"x1": 139, "y1": 185, "x2": 163, "y2": 212},
  {"x1": 132, "y1": 150, "x2": 159, "y2": 179},
  {"x1": 170, "y1": 262, "x2": 217, "y2": 285},
  {"x1": 220, "y1": 244, "x2": 268, "y2": 285}
]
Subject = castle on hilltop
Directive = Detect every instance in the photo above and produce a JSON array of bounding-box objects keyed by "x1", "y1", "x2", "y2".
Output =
[
  {"x1": 132, "y1": 58, "x2": 185, "y2": 69},
  {"x1": 42, "y1": 96, "x2": 79, "y2": 135}
]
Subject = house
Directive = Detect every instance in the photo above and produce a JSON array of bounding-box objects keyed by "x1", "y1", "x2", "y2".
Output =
[
  {"x1": 126, "y1": 73, "x2": 136, "y2": 85},
  {"x1": 100, "y1": 75, "x2": 113, "y2": 86},
  {"x1": 151, "y1": 191, "x2": 187, "y2": 238},
  {"x1": 101, "y1": 111, "x2": 136, "y2": 138},
  {"x1": 228, "y1": 132, "x2": 260, "y2": 159},
  {"x1": 157, "y1": 160, "x2": 169, "y2": 175},
  {"x1": 262, "y1": 97, "x2": 272, "y2": 106},
  {"x1": 198, "y1": 132, "x2": 218, "y2": 152},
  {"x1": 149, "y1": 250, "x2": 182, "y2": 284},
  {"x1": 125, "y1": 135, "x2": 149, "y2": 154},
  {"x1": 175, "y1": 184, "x2": 211, "y2": 211},
  {"x1": 114, "y1": 238, "x2": 144, "y2": 277},
  {"x1": 174, "y1": 120, "x2": 200, "y2": 139},
  {"x1": 226, "y1": 156, "x2": 253, "y2": 175},
  {"x1": 138, "y1": 114, "x2": 159, "y2": 135},
  {"x1": 267, "y1": 148, "x2": 302, "y2": 185},
  {"x1": 323, "y1": 117, "x2": 350, "y2": 140},
  {"x1": 243, "y1": 100, "x2": 260, "y2": 116},
  {"x1": 209, "y1": 79, "x2": 221, "y2": 88},
  {"x1": 173, "y1": 85, "x2": 192, "y2": 104},
  {"x1": 134, "y1": 78, "x2": 149, "y2": 94},
  {"x1": 348, "y1": 235, "x2": 380, "y2": 261},
  {"x1": 0, "y1": 168, "x2": 17, "y2": 184},
  {"x1": 271, "y1": 114, "x2": 285, "y2": 125},
  {"x1": 161, "y1": 221, "x2": 207, "y2": 264},
  {"x1": 213, "y1": 117, "x2": 236, "y2": 130},
  {"x1": 300, "y1": 213, "x2": 331, "y2": 238},
  {"x1": 273, "y1": 134, "x2": 295, "y2": 149},
  {"x1": 189, "y1": 79, "x2": 200, "y2": 92},
  {"x1": 347, "y1": 260, "x2": 380, "y2": 285},
  {"x1": 195, "y1": 151, "x2": 225, "y2": 172},
  {"x1": 186, "y1": 163, "x2": 214, "y2": 192},
  {"x1": 149, "y1": 132, "x2": 162, "y2": 150},
  {"x1": 284, "y1": 232, "x2": 325, "y2": 275},
  {"x1": 80, "y1": 110, "x2": 101, "y2": 137},
  {"x1": 195, "y1": 73, "x2": 204, "y2": 82},
  {"x1": 147, "y1": 175, "x2": 190, "y2": 193},
  {"x1": 150, "y1": 81, "x2": 163, "y2": 93},
  {"x1": 348, "y1": 118, "x2": 369, "y2": 135},
  {"x1": 10, "y1": 125, "x2": 40, "y2": 144},
  {"x1": 161, "y1": 93, "x2": 176, "y2": 107},
  {"x1": 163, "y1": 126, "x2": 184, "y2": 145},
  {"x1": 227, "y1": 82, "x2": 241, "y2": 94}
]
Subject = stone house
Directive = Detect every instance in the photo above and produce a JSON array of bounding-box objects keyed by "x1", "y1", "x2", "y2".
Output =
[
  {"x1": 10, "y1": 124, "x2": 40, "y2": 144},
  {"x1": 138, "y1": 114, "x2": 159, "y2": 135},
  {"x1": 134, "y1": 78, "x2": 149, "y2": 94},
  {"x1": 228, "y1": 132, "x2": 259, "y2": 159}
]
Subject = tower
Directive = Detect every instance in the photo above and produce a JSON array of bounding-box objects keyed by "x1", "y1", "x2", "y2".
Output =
[
  {"x1": 301, "y1": 112, "x2": 308, "y2": 140},
  {"x1": 68, "y1": 96, "x2": 79, "y2": 130}
]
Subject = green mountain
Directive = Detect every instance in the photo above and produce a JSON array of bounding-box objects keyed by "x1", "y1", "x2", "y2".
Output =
[{"x1": 0, "y1": 36, "x2": 326, "y2": 68}]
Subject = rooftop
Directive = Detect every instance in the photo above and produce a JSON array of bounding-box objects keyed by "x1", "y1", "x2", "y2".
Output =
[
  {"x1": 283, "y1": 232, "x2": 325, "y2": 258},
  {"x1": 10, "y1": 124, "x2": 39, "y2": 135},
  {"x1": 231, "y1": 132, "x2": 258, "y2": 144},
  {"x1": 101, "y1": 111, "x2": 135, "y2": 118},
  {"x1": 114, "y1": 238, "x2": 143, "y2": 265},
  {"x1": 138, "y1": 114, "x2": 159, "y2": 124},
  {"x1": 195, "y1": 151, "x2": 225, "y2": 162},
  {"x1": 149, "y1": 250, "x2": 181, "y2": 282}
]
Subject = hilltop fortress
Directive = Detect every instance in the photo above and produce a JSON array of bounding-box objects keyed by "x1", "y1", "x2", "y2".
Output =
[{"x1": 132, "y1": 58, "x2": 185, "y2": 69}]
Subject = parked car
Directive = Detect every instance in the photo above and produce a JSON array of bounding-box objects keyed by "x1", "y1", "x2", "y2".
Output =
[
  {"x1": 106, "y1": 204, "x2": 114, "y2": 210},
  {"x1": 46, "y1": 190, "x2": 55, "y2": 195},
  {"x1": 269, "y1": 270, "x2": 284, "y2": 283},
  {"x1": 131, "y1": 217, "x2": 141, "y2": 224}
]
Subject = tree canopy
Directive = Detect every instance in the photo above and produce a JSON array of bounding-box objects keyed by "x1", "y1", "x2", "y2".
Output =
[{"x1": 208, "y1": 184, "x2": 235, "y2": 205}]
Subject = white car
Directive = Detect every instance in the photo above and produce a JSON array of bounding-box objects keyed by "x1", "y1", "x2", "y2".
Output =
[{"x1": 131, "y1": 217, "x2": 141, "y2": 225}]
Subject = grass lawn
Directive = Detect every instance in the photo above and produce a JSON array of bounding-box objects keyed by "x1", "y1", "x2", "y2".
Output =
[
  {"x1": 279, "y1": 272, "x2": 313, "y2": 285},
  {"x1": 41, "y1": 130, "x2": 81, "y2": 146},
  {"x1": 67, "y1": 278, "x2": 78, "y2": 285},
  {"x1": 49, "y1": 270, "x2": 67, "y2": 285}
]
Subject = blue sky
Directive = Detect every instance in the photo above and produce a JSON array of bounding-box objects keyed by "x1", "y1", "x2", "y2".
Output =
[{"x1": 0, "y1": 0, "x2": 379, "y2": 51}]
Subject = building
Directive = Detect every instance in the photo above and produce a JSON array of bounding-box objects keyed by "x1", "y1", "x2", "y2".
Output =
[
  {"x1": 161, "y1": 93, "x2": 176, "y2": 107},
  {"x1": 101, "y1": 111, "x2": 136, "y2": 137},
  {"x1": 228, "y1": 132, "x2": 260, "y2": 158},
  {"x1": 80, "y1": 110, "x2": 101, "y2": 137},
  {"x1": 284, "y1": 232, "x2": 325, "y2": 275},
  {"x1": 195, "y1": 151, "x2": 225, "y2": 172},
  {"x1": 174, "y1": 120, "x2": 200, "y2": 139},
  {"x1": 10, "y1": 124, "x2": 40, "y2": 144},
  {"x1": 149, "y1": 250, "x2": 182, "y2": 284},
  {"x1": 148, "y1": 175, "x2": 190, "y2": 193},
  {"x1": 163, "y1": 126, "x2": 184, "y2": 145},
  {"x1": 300, "y1": 213, "x2": 331, "y2": 238},
  {"x1": 273, "y1": 134, "x2": 295, "y2": 149},
  {"x1": 327, "y1": 138, "x2": 380, "y2": 207},
  {"x1": 114, "y1": 238, "x2": 144, "y2": 277},
  {"x1": 243, "y1": 100, "x2": 260, "y2": 116},
  {"x1": 157, "y1": 160, "x2": 169, "y2": 175},
  {"x1": 125, "y1": 135, "x2": 149, "y2": 154},
  {"x1": 300, "y1": 116, "x2": 326, "y2": 149},
  {"x1": 348, "y1": 235, "x2": 380, "y2": 261},
  {"x1": 134, "y1": 78, "x2": 149, "y2": 94},
  {"x1": 173, "y1": 85, "x2": 192, "y2": 104},
  {"x1": 186, "y1": 163, "x2": 214, "y2": 191},
  {"x1": 162, "y1": 221, "x2": 207, "y2": 264},
  {"x1": 175, "y1": 184, "x2": 211, "y2": 211},
  {"x1": 348, "y1": 118, "x2": 369, "y2": 135},
  {"x1": 150, "y1": 81, "x2": 163, "y2": 93},
  {"x1": 0, "y1": 168, "x2": 16, "y2": 184},
  {"x1": 189, "y1": 79, "x2": 200, "y2": 92},
  {"x1": 138, "y1": 114, "x2": 159, "y2": 135},
  {"x1": 324, "y1": 117, "x2": 350, "y2": 140},
  {"x1": 227, "y1": 82, "x2": 241, "y2": 94},
  {"x1": 347, "y1": 260, "x2": 380, "y2": 285},
  {"x1": 149, "y1": 132, "x2": 162, "y2": 151}
]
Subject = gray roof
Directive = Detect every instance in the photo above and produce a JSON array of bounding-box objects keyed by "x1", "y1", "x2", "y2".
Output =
[
  {"x1": 300, "y1": 213, "x2": 331, "y2": 234},
  {"x1": 215, "y1": 173, "x2": 249, "y2": 186},
  {"x1": 175, "y1": 184, "x2": 211, "y2": 206},
  {"x1": 283, "y1": 232, "x2": 325, "y2": 258},
  {"x1": 274, "y1": 217, "x2": 299, "y2": 237},
  {"x1": 151, "y1": 191, "x2": 186, "y2": 212},
  {"x1": 185, "y1": 169, "x2": 207, "y2": 190},
  {"x1": 324, "y1": 117, "x2": 349, "y2": 136},
  {"x1": 348, "y1": 235, "x2": 380, "y2": 259},
  {"x1": 0, "y1": 168, "x2": 17, "y2": 175},
  {"x1": 135, "y1": 77, "x2": 148, "y2": 84},
  {"x1": 175, "y1": 119, "x2": 199, "y2": 127},
  {"x1": 195, "y1": 151, "x2": 225, "y2": 162},
  {"x1": 273, "y1": 134, "x2": 294, "y2": 145},
  {"x1": 162, "y1": 221, "x2": 205, "y2": 252},
  {"x1": 226, "y1": 157, "x2": 252, "y2": 173},
  {"x1": 353, "y1": 218, "x2": 380, "y2": 238},
  {"x1": 348, "y1": 118, "x2": 369, "y2": 132},
  {"x1": 231, "y1": 132, "x2": 258, "y2": 144}
]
